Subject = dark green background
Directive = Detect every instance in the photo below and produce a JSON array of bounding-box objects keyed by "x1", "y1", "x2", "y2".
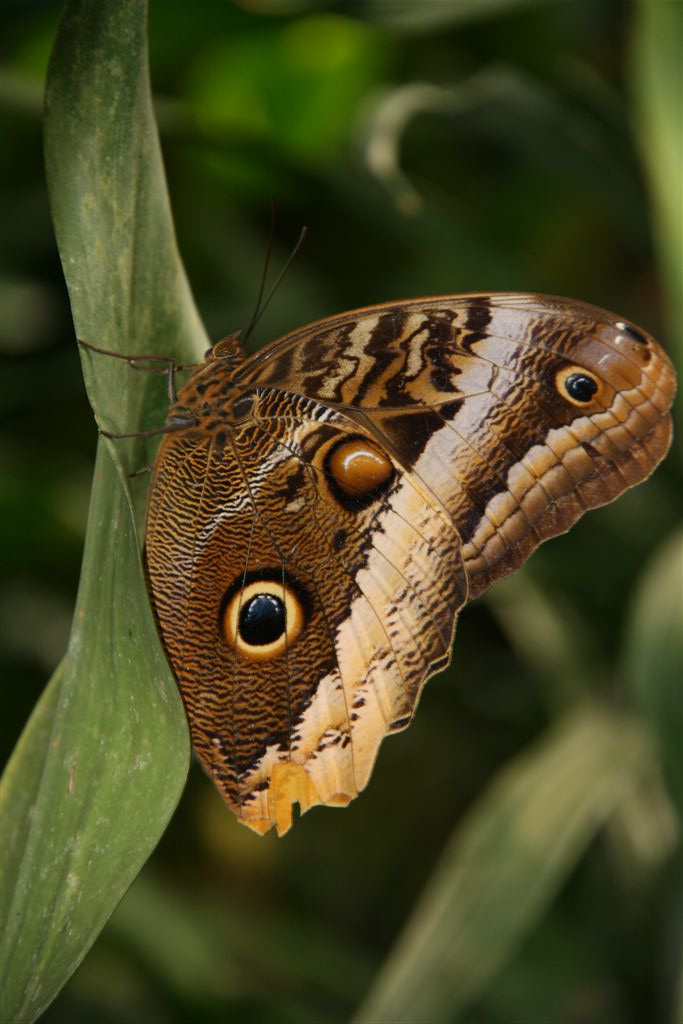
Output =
[{"x1": 1, "y1": 1, "x2": 681, "y2": 1022}]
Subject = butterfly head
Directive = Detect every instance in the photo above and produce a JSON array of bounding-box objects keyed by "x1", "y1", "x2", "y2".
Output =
[{"x1": 204, "y1": 332, "x2": 248, "y2": 373}]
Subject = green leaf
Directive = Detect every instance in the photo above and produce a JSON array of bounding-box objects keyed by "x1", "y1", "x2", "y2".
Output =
[
  {"x1": 1, "y1": 449, "x2": 189, "y2": 1023},
  {"x1": 353, "y1": 704, "x2": 663, "y2": 1023},
  {"x1": 1, "y1": 0, "x2": 207, "y2": 1019},
  {"x1": 485, "y1": 569, "x2": 602, "y2": 710},
  {"x1": 43, "y1": 0, "x2": 207, "y2": 472}
]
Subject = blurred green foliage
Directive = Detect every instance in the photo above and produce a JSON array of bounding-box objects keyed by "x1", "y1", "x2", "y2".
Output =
[{"x1": 1, "y1": 1, "x2": 681, "y2": 1022}]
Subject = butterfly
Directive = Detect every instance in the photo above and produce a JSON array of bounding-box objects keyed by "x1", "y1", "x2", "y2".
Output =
[{"x1": 139, "y1": 293, "x2": 675, "y2": 836}]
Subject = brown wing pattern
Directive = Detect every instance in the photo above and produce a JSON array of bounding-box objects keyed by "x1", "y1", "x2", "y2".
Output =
[
  {"x1": 236, "y1": 293, "x2": 674, "y2": 597},
  {"x1": 145, "y1": 293, "x2": 675, "y2": 834},
  {"x1": 146, "y1": 393, "x2": 467, "y2": 834}
]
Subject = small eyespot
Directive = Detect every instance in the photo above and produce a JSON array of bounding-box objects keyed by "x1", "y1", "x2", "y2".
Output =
[
  {"x1": 615, "y1": 320, "x2": 652, "y2": 363},
  {"x1": 221, "y1": 579, "x2": 305, "y2": 660},
  {"x1": 615, "y1": 321, "x2": 648, "y2": 346},
  {"x1": 324, "y1": 435, "x2": 395, "y2": 510},
  {"x1": 555, "y1": 365, "x2": 601, "y2": 406}
]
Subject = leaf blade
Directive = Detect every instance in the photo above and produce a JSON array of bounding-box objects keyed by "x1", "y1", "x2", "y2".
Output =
[
  {"x1": 1, "y1": 0, "x2": 205, "y2": 1018},
  {"x1": 353, "y1": 704, "x2": 663, "y2": 1023}
]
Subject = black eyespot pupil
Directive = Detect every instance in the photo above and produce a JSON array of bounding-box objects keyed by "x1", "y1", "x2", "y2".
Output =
[
  {"x1": 239, "y1": 594, "x2": 285, "y2": 646},
  {"x1": 565, "y1": 373, "x2": 598, "y2": 402}
]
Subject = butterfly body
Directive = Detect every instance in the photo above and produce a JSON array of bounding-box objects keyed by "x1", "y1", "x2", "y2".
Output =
[{"x1": 144, "y1": 294, "x2": 675, "y2": 835}]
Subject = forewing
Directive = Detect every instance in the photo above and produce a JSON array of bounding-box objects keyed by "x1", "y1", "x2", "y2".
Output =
[{"x1": 241, "y1": 293, "x2": 675, "y2": 597}]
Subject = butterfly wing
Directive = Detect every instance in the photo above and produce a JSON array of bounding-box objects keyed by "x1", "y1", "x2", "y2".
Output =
[
  {"x1": 146, "y1": 293, "x2": 675, "y2": 834},
  {"x1": 146, "y1": 392, "x2": 468, "y2": 834},
  {"x1": 237, "y1": 293, "x2": 675, "y2": 597}
]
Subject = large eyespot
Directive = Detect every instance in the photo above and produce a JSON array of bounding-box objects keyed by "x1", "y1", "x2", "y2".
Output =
[
  {"x1": 555, "y1": 365, "x2": 601, "y2": 406},
  {"x1": 324, "y1": 435, "x2": 395, "y2": 510},
  {"x1": 221, "y1": 578, "x2": 305, "y2": 661}
]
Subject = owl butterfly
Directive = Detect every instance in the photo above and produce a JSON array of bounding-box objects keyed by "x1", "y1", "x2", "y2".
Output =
[{"x1": 142, "y1": 293, "x2": 675, "y2": 836}]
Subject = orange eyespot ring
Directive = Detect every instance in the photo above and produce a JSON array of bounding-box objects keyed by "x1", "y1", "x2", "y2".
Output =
[
  {"x1": 221, "y1": 580, "x2": 305, "y2": 661},
  {"x1": 555, "y1": 365, "x2": 602, "y2": 407},
  {"x1": 324, "y1": 436, "x2": 394, "y2": 507}
]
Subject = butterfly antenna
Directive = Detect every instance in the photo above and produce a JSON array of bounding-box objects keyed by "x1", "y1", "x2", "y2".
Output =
[
  {"x1": 241, "y1": 218, "x2": 308, "y2": 346},
  {"x1": 242, "y1": 200, "x2": 276, "y2": 344}
]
